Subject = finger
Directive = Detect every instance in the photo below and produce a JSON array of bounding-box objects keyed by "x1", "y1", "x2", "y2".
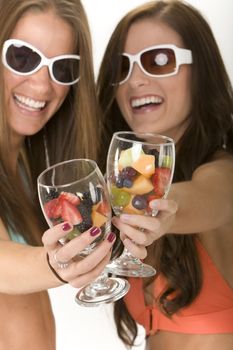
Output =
[
  {"x1": 42, "y1": 222, "x2": 73, "y2": 249},
  {"x1": 69, "y1": 254, "x2": 111, "y2": 289},
  {"x1": 52, "y1": 226, "x2": 102, "y2": 262},
  {"x1": 149, "y1": 199, "x2": 178, "y2": 214},
  {"x1": 123, "y1": 238, "x2": 147, "y2": 260},
  {"x1": 112, "y1": 216, "x2": 145, "y2": 241},
  {"x1": 116, "y1": 215, "x2": 159, "y2": 243},
  {"x1": 52, "y1": 231, "x2": 115, "y2": 279},
  {"x1": 69, "y1": 233, "x2": 115, "y2": 275}
]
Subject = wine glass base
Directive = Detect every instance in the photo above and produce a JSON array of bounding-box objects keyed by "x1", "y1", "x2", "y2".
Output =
[
  {"x1": 106, "y1": 259, "x2": 156, "y2": 278},
  {"x1": 75, "y1": 277, "x2": 130, "y2": 307}
]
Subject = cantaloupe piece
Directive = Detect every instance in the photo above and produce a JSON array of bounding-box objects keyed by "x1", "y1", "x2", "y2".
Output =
[
  {"x1": 132, "y1": 154, "x2": 155, "y2": 177},
  {"x1": 91, "y1": 210, "x2": 107, "y2": 227},
  {"x1": 123, "y1": 175, "x2": 154, "y2": 195}
]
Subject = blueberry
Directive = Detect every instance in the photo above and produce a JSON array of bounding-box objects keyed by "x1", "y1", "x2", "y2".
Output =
[
  {"x1": 45, "y1": 189, "x2": 59, "y2": 201},
  {"x1": 123, "y1": 178, "x2": 133, "y2": 188},
  {"x1": 121, "y1": 166, "x2": 137, "y2": 179},
  {"x1": 132, "y1": 195, "x2": 147, "y2": 210},
  {"x1": 116, "y1": 177, "x2": 124, "y2": 188}
]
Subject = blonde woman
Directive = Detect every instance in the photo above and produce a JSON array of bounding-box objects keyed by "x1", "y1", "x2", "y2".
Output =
[{"x1": 0, "y1": 0, "x2": 115, "y2": 348}]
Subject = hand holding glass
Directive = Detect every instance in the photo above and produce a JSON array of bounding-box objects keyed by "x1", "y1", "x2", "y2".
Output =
[{"x1": 38, "y1": 159, "x2": 129, "y2": 306}]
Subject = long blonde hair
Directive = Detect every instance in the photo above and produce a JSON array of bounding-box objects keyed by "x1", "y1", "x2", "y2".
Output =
[{"x1": 0, "y1": 0, "x2": 101, "y2": 244}]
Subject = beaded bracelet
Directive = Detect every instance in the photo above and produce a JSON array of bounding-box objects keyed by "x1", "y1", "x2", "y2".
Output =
[{"x1": 46, "y1": 253, "x2": 68, "y2": 284}]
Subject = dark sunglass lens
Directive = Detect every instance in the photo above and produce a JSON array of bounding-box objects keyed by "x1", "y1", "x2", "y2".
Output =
[
  {"x1": 141, "y1": 48, "x2": 176, "y2": 75},
  {"x1": 53, "y1": 58, "x2": 79, "y2": 83},
  {"x1": 6, "y1": 44, "x2": 41, "y2": 73}
]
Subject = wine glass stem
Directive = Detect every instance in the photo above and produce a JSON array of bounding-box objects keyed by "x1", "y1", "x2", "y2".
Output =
[{"x1": 118, "y1": 247, "x2": 142, "y2": 264}]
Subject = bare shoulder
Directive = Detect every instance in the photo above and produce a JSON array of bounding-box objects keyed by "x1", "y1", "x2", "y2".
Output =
[
  {"x1": 193, "y1": 152, "x2": 233, "y2": 178},
  {"x1": 192, "y1": 152, "x2": 233, "y2": 199}
]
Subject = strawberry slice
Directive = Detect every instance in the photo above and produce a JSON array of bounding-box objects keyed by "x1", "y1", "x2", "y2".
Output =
[
  {"x1": 59, "y1": 191, "x2": 80, "y2": 205},
  {"x1": 44, "y1": 198, "x2": 62, "y2": 219},
  {"x1": 61, "y1": 199, "x2": 83, "y2": 225},
  {"x1": 152, "y1": 167, "x2": 171, "y2": 197}
]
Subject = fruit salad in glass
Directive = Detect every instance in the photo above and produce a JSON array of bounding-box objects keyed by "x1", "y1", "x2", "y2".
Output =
[{"x1": 106, "y1": 132, "x2": 175, "y2": 277}]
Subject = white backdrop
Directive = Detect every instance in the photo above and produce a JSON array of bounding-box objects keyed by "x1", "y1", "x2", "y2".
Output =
[{"x1": 49, "y1": 1, "x2": 233, "y2": 350}]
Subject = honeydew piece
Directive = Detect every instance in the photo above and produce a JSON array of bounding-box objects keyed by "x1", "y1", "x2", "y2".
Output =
[
  {"x1": 132, "y1": 154, "x2": 155, "y2": 177},
  {"x1": 118, "y1": 148, "x2": 133, "y2": 171},
  {"x1": 91, "y1": 210, "x2": 107, "y2": 228},
  {"x1": 118, "y1": 144, "x2": 144, "y2": 171},
  {"x1": 123, "y1": 175, "x2": 154, "y2": 195}
]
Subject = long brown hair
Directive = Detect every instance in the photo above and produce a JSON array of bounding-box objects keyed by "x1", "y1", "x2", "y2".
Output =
[
  {"x1": 97, "y1": 0, "x2": 233, "y2": 346},
  {"x1": 0, "y1": 0, "x2": 101, "y2": 245}
]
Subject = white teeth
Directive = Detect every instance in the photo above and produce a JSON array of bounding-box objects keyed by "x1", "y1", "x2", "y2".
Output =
[
  {"x1": 131, "y1": 96, "x2": 162, "y2": 108},
  {"x1": 14, "y1": 94, "x2": 46, "y2": 110}
]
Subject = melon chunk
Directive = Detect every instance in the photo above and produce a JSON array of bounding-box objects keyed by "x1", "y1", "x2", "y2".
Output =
[
  {"x1": 123, "y1": 175, "x2": 154, "y2": 195},
  {"x1": 91, "y1": 210, "x2": 107, "y2": 228},
  {"x1": 132, "y1": 154, "x2": 155, "y2": 177},
  {"x1": 118, "y1": 145, "x2": 144, "y2": 171}
]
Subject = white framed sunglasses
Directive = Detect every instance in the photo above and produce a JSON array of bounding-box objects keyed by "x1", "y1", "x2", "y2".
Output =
[
  {"x1": 114, "y1": 44, "x2": 193, "y2": 85},
  {"x1": 2, "y1": 39, "x2": 81, "y2": 86}
]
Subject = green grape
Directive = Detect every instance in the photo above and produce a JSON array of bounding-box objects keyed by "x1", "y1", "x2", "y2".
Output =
[
  {"x1": 66, "y1": 227, "x2": 81, "y2": 240},
  {"x1": 112, "y1": 188, "x2": 131, "y2": 207},
  {"x1": 162, "y1": 155, "x2": 172, "y2": 168}
]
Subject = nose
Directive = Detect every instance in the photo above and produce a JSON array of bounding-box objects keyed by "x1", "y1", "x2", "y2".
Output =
[
  {"x1": 128, "y1": 61, "x2": 150, "y2": 87},
  {"x1": 28, "y1": 65, "x2": 52, "y2": 91}
]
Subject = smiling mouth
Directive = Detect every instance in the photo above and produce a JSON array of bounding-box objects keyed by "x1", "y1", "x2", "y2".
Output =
[
  {"x1": 131, "y1": 96, "x2": 163, "y2": 109},
  {"x1": 14, "y1": 93, "x2": 46, "y2": 111}
]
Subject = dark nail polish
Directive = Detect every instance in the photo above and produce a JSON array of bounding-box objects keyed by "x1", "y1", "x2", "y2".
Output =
[
  {"x1": 62, "y1": 223, "x2": 71, "y2": 231},
  {"x1": 107, "y1": 232, "x2": 116, "y2": 243},
  {"x1": 90, "y1": 226, "x2": 101, "y2": 236}
]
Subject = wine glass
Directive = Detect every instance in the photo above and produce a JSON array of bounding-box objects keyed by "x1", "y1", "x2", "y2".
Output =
[
  {"x1": 106, "y1": 132, "x2": 175, "y2": 277},
  {"x1": 38, "y1": 159, "x2": 129, "y2": 306}
]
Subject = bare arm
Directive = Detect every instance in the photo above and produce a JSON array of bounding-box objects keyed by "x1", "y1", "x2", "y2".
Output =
[
  {"x1": 169, "y1": 156, "x2": 233, "y2": 233},
  {"x1": 0, "y1": 221, "x2": 114, "y2": 294},
  {"x1": 112, "y1": 156, "x2": 233, "y2": 258}
]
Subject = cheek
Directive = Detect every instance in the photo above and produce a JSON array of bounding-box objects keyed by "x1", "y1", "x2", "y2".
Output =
[
  {"x1": 54, "y1": 85, "x2": 70, "y2": 108},
  {"x1": 168, "y1": 69, "x2": 192, "y2": 116},
  {"x1": 116, "y1": 87, "x2": 127, "y2": 114}
]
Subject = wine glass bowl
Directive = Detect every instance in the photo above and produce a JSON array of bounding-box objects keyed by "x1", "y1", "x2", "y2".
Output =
[
  {"x1": 106, "y1": 132, "x2": 175, "y2": 277},
  {"x1": 39, "y1": 159, "x2": 110, "y2": 254},
  {"x1": 38, "y1": 159, "x2": 129, "y2": 306}
]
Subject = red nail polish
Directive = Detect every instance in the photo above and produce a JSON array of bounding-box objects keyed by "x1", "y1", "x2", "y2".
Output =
[
  {"x1": 107, "y1": 232, "x2": 116, "y2": 243},
  {"x1": 90, "y1": 226, "x2": 101, "y2": 236},
  {"x1": 62, "y1": 223, "x2": 71, "y2": 231}
]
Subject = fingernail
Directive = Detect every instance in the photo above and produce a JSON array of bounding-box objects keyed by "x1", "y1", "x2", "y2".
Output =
[
  {"x1": 107, "y1": 232, "x2": 116, "y2": 243},
  {"x1": 120, "y1": 214, "x2": 131, "y2": 222},
  {"x1": 62, "y1": 223, "x2": 71, "y2": 231},
  {"x1": 90, "y1": 226, "x2": 101, "y2": 236},
  {"x1": 149, "y1": 199, "x2": 159, "y2": 209}
]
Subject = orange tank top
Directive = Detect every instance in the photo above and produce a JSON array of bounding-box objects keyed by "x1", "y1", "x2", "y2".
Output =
[{"x1": 124, "y1": 239, "x2": 233, "y2": 335}]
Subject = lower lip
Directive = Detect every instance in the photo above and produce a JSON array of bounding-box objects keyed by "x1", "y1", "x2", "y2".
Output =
[
  {"x1": 14, "y1": 98, "x2": 45, "y2": 115},
  {"x1": 132, "y1": 103, "x2": 161, "y2": 114}
]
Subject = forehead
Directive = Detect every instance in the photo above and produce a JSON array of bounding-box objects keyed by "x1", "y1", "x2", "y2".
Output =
[
  {"x1": 124, "y1": 19, "x2": 184, "y2": 53},
  {"x1": 10, "y1": 9, "x2": 75, "y2": 55}
]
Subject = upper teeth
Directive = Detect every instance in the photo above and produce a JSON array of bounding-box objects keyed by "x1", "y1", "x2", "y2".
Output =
[
  {"x1": 14, "y1": 94, "x2": 46, "y2": 109},
  {"x1": 131, "y1": 96, "x2": 162, "y2": 108}
]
